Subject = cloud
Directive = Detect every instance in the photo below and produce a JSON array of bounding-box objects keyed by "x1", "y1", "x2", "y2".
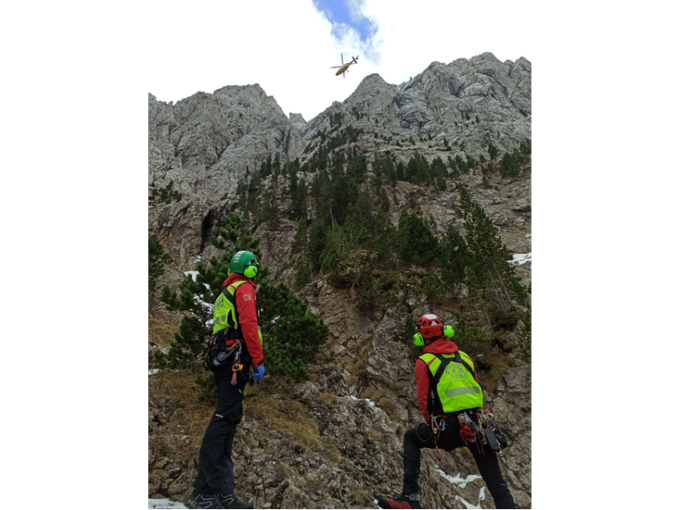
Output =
[{"x1": 144, "y1": 0, "x2": 534, "y2": 121}]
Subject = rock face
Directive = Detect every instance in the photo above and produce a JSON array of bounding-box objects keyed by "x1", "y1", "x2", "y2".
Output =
[
  {"x1": 304, "y1": 53, "x2": 530, "y2": 160},
  {"x1": 149, "y1": 52, "x2": 531, "y2": 268},
  {"x1": 149, "y1": 52, "x2": 532, "y2": 508},
  {"x1": 149, "y1": 84, "x2": 307, "y2": 265}
]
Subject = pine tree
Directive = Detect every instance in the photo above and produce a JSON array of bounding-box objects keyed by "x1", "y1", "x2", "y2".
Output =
[
  {"x1": 517, "y1": 307, "x2": 531, "y2": 363},
  {"x1": 354, "y1": 256, "x2": 381, "y2": 320},
  {"x1": 294, "y1": 261, "x2": 312, "y2": 291},
  {"x1": 307, "y1": 219, "x2": 330, "y2": 272},
  {"x1": 261, "y1": 190, "x2": 279, "y2": 229},
  {"x1": 343, "y1": 190, "x2": 375, "y2": 248},
  {"x1": 439, "y1": 225, "x2": 467, "y2": 288},
  {"x1": 488, "y1": 143, "x2": 499, "y2": 161},
  {"x1": 499, "y1": 152, "x2": 520, "y2": 178},
  {"x1": 157, "y1": 211, "x2": 328, "y2": 380},
  {"x1": 379, "y1": 186, "x2": 391, "y2": 212},
  {"x1": 373, "y1": 207, "x2": 396, "y2": 270},
  {"x1": 290, "y1": 218, "x2": 308, "y2": 255},
  {"x1": 260, "y1": 155, "x2": 272, "y2": 177},
  {"x1": 291, "y1": 177, "x2": 308, "y2": 221},
  {"x1": 257, "y1": 280, "x2": 329, "y2": 379},
  {"x1": 311, "y1": 168, "x2": 333, "y2": 226},
  {"x1": 397, "y1": 211, "x2": 438, "y2": 267},
  {"x1": 458, "y1": 185, "x2": 527, "y2": 323},
  {"x1": 149, "y1": 234, "x2": 171, "y2": 305}
]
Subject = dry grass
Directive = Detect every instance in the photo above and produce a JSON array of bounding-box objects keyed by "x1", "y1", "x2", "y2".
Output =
[
  {"x1": 318, "y1": 391, "x2": 337, "y2": 405},
  {"x1": 244, "y1": 388, "x2": 342, "y2": 465},
  {"x1": 366, "y1": 428, "x2": 384, "y2": 445},
  {"x1": 149, "y1": 367, "x2": 214, "y2": 457},
  {"x1": 478, "y1": 350, "x2": 513, "y2": 391},
  {"x1": 378, "y1": 397, "x2": 395, "y2": 415},
  {"x1": 343, "y1": 339, "x2": 373, "y2": 387},
  {"x1": 148, "y1": 312, "x2": 179, "y2": 347}
]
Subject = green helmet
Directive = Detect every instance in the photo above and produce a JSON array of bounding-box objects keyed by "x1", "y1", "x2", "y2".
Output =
[{"x1": 230, "y1": 250, "x2": 260, "y2": 279}]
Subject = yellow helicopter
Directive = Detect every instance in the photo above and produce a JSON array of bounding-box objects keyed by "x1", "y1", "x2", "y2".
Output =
[{"x1": 331, "y1": 53, "x2": 359, "y2": 78}]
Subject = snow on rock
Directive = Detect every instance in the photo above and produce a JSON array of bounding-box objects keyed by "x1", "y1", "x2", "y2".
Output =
[
  {"x1": 349, "y1": 395, "x2": 377, "y2": 407},
  {"x1": 435, "y1": 467, "x2": 481, "y2": 488},
  {"x1": 508, "y1": 253, "x2": 532, "y2": 265},
  {"x1": 148, "y1": 498, "x2": 186, "y2": 509},
  {"x1": 437, "y1": 467, "x2": 485, "y2": 508},
  {"x1": 184, "y1": 270, "x2": 199, "y2": 281},
  {"x1": 184, "y1": 270, "x2": 211, "y2": 290},
  {"x1": 454, "y1": 487, "x2": 485, "y2": 509}
]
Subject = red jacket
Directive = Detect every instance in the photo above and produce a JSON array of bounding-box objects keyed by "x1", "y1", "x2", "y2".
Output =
[
  {"x1": 415, "y1": 338, "x2": 478, "y2": 422},
  {"x1": 221, "y1": 273, "x2": 264, "y2": 367}
]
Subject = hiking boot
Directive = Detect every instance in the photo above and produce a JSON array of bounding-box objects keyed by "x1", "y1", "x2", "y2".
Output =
[
  {"x1": 377, "y1": 493, "x2": 421, "y2": 509},
  {"x1": 216, "y1": 493, "x2": 253, "y2": 509},
  {"x1": 185, "y1": 492, "x2": 222, "y2": 509}
]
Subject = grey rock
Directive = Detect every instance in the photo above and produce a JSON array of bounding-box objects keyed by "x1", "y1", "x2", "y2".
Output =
[{"x1": 149, "y1": 52, "x2": 532, "y2": 508}]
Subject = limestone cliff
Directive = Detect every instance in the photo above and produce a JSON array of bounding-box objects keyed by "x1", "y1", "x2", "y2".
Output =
[{"x1": 149, "y1": 52, "x2": 532, "y2": 509}]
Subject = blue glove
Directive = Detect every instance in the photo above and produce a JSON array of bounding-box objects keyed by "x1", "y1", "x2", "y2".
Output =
[{"x1": 253, "y1": 365, "x2": 265, "y2": 381}]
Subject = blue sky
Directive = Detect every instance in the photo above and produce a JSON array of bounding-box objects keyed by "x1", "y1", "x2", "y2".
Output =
[
  {"x1": 313, "y1": 0, "x2": 378, "y2": 44},
  {"x1": 141, "y1": 0, "x2": 536, "y2": 121}
]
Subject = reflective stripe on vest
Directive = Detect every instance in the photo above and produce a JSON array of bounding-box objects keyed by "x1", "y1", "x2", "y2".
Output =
[
  {"x1": 419, "y1": 350, "x2": 484, "y2": 413},
  {"x1": 212, "y1": 280, "x2": 248, "y2": 335}
]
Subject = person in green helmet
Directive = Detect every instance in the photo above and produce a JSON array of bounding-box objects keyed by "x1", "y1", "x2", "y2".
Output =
[
  {"x1": 377, "y1": 314, "x2": 515, "y2": 509},
  {"x1": 186, "y1": 251, "x2": 264, "y2": 510}
]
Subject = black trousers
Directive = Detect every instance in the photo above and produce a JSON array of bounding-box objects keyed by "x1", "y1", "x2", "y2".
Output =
[
  {"x1": 193, "y1": 367, "x2": 247, "y2": 494},
  {"x1": 403, "y1": 417, "x2": 515, "y2": 509}
]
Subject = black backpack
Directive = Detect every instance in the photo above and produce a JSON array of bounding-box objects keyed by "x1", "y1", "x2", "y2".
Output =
[{"x1": 204, "y1": 329, "x2": 243, "y2": 371}]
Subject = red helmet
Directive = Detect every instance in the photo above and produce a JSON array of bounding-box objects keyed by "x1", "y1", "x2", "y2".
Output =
[{"x1": 416, "y1": 314, "x2": 444, "y2": 339}]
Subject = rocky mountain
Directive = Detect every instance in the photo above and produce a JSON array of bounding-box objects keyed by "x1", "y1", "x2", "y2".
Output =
[
  {"x1": 149, "y1": 52, "x2": 530, "y2": 268},
  {"x1": 149, "y1": 52, "x2": 532, "y2": 508}
]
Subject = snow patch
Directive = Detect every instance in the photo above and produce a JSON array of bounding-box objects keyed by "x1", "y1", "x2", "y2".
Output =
[
  {"x1": 508, "y1": 253, "x2": 532, "y2": 265},
  {"x1": 435, "y1": 467, "x2": 481, "y2": 488},
  {"x1": 184, "y1": 271, "x2": 210, "y2": 290},
  {"x1": 184, "y1": 270, "x2": 199, "y2": 281},
  {"x1": 453, "y1": 487, "x2": 485, "y2": 509},
  {"x1": 148, "y1": 498, "x2": 187, "y2": 508},
  {"x1": 194, "y1": 295, "x2": 213, "y2": 313},
  {"x1": 148, "y1": 369, "x2": 160, "y2": 376},
  {"x1": 349, "y1": 395, "x2": 377, "y2": 407}
]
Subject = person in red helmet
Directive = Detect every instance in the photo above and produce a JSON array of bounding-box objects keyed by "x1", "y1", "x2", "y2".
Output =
[{"x1": 377, "y1": 314, "x2": 515, "y2": 509}]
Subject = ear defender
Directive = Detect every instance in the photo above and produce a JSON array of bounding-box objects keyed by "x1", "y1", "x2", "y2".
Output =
[
  {"x1": 413, "y1": 333, "x2": 424, "y2": 347},
  {"x1": 244, "y1": 264, "x2": 258, "y2": 278},
  {"x1": 443, "y1": 325, "x2": 454, "y2": 338}
]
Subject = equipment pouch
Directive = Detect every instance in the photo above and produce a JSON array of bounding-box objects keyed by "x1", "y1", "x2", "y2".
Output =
[
  {"x1": 494, "y1": 426, "x2": 509, "y2": 449},
  {"x1": 206, "y1": 329, "x2": 242, "y2": 371},
  {"x1": 484, "y1": 427, "x2": 501, "y2": 452}
]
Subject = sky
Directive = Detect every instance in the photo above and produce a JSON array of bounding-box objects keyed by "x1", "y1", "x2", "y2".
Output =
[
  {"x1": 145, "y1": 0, "x2": 535, "y2": 121},
  {"x1": 3, "y1": 1, "x2": 680, "y2": 509}
]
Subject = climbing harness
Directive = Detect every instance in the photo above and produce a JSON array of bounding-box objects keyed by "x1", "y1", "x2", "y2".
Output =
[
  {"x1": 456, "y1": 407, "x2": 509, "y2": 455},
  {"x1": 458, "y1": 411, "x2": 484, "y2": 454},
  {"x1": 430, "y1": 415, "x2": 447, "y2": 460},
  {"x1": 230, "y1": 341, "x2": 244, "y2": 385},
  {"x1": 479, "y1": 406, "x2": 509, "y2": 450}
]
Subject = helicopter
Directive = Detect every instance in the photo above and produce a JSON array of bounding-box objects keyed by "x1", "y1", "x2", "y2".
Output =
[{"x1": 331, "y1": 53, "x2": 359, "y2": 78}]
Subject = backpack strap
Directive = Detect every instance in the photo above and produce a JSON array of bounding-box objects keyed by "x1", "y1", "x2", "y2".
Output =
[
  {"x1": 432, "y1": 352, "x2": 476, "y2": 384},
  {"x1": 431, "y1": 353, "x2": 453, "y2": 385},
  {"x1": 456, "y1": 351, "x2": 476, "y2": 379}
]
